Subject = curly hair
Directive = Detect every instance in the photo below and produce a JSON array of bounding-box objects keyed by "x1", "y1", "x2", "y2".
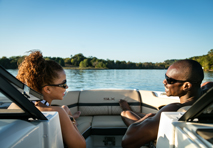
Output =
[{"x1": 16, "y1": 51, "x2": 63, "y2": 93}]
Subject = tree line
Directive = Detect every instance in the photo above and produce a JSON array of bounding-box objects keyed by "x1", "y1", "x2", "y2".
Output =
[{"x1": 0, "y1": 49, "x2": 213, "y2": 70}]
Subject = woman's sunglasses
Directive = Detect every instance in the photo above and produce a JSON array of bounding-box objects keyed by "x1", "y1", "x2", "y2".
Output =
[
  {"x1": 43, "y1": 80, "x2": 68, "y2": 89},
  {"x1": 165, "y1": 74, "x2": 187, "y2": 84}
]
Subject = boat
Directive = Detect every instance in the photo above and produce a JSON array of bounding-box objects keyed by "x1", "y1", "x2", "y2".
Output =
[
  {"x1": 157, "y1": 87, "x2": 213, "y2": 148},
  {"x1": 0, "y1": 65, "x2": 212, "y2": 148}
]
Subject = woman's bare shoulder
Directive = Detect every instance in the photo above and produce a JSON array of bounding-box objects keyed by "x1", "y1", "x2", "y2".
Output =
[{"x1": 36, "y1": 105, "x2": 63, "y2": 112}]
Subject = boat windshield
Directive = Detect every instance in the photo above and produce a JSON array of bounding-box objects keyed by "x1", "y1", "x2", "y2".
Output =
[
  {"x1": 0, "y1": 91, "x2": 24, "y2": 113},
  {"x1": 0, "y1": 65, "x2": 47, "y2": 120},
  {"x1": 179, "y1": 87, "x2": 213, "y2": 123}
]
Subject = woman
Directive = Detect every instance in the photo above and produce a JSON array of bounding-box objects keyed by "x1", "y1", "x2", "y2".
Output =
[{"x1": 10, "y1": 51, "x2": 86, "y2": 148}]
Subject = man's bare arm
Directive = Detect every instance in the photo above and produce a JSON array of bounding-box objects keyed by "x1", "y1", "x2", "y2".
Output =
[{"x1": 122, "y1": 103, "x2": 184, "y2": 148}]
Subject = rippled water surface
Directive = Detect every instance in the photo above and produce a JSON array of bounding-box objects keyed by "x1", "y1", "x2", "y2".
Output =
[{"x1": 7, "y1": 69, "x2": 213, "y2": 91}]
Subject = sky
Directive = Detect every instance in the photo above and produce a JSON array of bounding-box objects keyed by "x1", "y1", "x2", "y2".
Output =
[{"x1": 0, "y1": 0, "x2": 212, "y2": 63}]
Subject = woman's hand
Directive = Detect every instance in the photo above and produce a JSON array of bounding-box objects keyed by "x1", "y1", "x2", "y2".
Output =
[
  {"x1": 61, "y1": 105, "x2": 72, "y2": 116},
  {"x1": 61, "y1": 105, "x2": 81, "y2": 119}
]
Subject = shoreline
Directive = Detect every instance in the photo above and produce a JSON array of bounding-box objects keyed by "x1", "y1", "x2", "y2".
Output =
[
  {"x1": 62, "y1": 67, "x2": 168, "y2": 70},
  {"x1": 63, "y1": 66, "x2": 107, "y2": 70},
  {"x1": 6, "y1": 66, "x2": 213, "y2": 71},
  {"x1": 63, "y1": 66, "x2": 213, "y2": 71}
]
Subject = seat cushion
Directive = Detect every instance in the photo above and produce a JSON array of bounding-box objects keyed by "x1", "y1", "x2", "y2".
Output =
[
  {"x1": 92, "y1": 116, "x2": 127, "y2": 128},
  {"x1": 76, "y1": 116, "x2": 93, "y2": 134}
]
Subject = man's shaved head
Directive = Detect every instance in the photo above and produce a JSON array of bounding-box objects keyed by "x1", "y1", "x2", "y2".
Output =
[
  {"x1": 170, "y1": 59, "x2": 204, "y2": 85},
  {"x1": 164, "y1": 59, "x2": 204, "y2": 97}
]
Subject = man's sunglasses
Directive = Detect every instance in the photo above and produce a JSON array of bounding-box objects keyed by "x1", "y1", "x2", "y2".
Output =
[
  {"x1": 43, "y1": 80, "x2": 68, "y2": 89},
  {"x1": 165, "y1": 74, "x2": 198, "y2": 84},
  {"x1": 165, "y1": 74, "x2": 187, "y2": 84}
]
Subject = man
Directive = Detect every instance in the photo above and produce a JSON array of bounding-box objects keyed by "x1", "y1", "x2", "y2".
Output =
[{"x1": 120, "y1": 59, "x2": 204, "y2": 148}]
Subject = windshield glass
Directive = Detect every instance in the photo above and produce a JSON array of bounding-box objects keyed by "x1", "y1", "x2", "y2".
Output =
[{"x1": 0, "y1": 91, "x2": 24, "y2": 114}]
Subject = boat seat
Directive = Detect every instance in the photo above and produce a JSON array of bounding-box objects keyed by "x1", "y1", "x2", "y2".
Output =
[
  {"x1": 76, "y1": 116, "x2": 93, "y2": 134},
  {"x1": 52, "y1": 89, "x2": 180, "y2": 138},
  {"x1": 52, "y1": 90, "x2": 140, "y2": 135},
  {"x1": 92, "y1": 115, "x2": 126, "y2": 128},
  {"x1": 77, "y1": 90, "x2": 140, "y2": 134},
  {"x1": 75, "y1": 90, "x2": 140, "y2": 134},
  {"x1": 138, "y1": 90, "x2": 179, "y2": 114},
  {"x1": 79, "y1": 89, "x2": 141, "y2": 115}
]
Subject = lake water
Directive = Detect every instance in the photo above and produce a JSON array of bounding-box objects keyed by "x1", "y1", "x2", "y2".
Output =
[{"x1": 7, "y1": 69, "x2": 213, "y2": 92}]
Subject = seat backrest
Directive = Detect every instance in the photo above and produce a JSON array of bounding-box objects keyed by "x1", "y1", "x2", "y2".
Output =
[
  {"x1": 52, "y1": 91, "x2": 80, "y2": 114},
  {"x1": 79, "y1": 89, "x2": 141, "y2": 115},
  {"x1": 139, "y1": 90, "x2": 180, "y2": 114}
]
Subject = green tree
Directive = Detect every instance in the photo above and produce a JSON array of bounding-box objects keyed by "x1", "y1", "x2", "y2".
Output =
[
  {"x1": 58, "y1": 59, "x2": 65, "y2": 66},
  {"x1": 106, "y1": 59, "x2": 115, "y2": 68},
  {"x1": 71, "y1": 58, "x2": 78, "y2": 66},
  {"x1": 208, "y1": 49, "x2": 213, "y2": 56},
  {"x1": 64, "y1": 58, "x2": 71, "y2": 65},
  {"x1": 90, "y1": 58, "x2": 98, "y2": 67},
  {"x1": 79, "y1": 59, "x2": 89, "y2": 68},
  {"x1": 0, "y1": 56, "x2": 10, "y2": 69},
  {"x1": 71, "y1": 53, "x2": 86, "y2": 66},
  {"x1": 207, "y1": 49, "x2": 213, "y2": 70},
  {"x1": 44, "y1": 57, "x2": 51, "y2": 60},
  {"x1": 95, "y1": 61, "x2": 107, "y2": 68},
  {"x1": 17, "y1": 56, "x2": 25, "y2": 66}
]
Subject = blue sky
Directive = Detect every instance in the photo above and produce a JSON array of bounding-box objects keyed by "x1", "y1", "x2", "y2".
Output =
[{"x1": 0, "y1": 0, "x2": 212, "y2": 63}]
